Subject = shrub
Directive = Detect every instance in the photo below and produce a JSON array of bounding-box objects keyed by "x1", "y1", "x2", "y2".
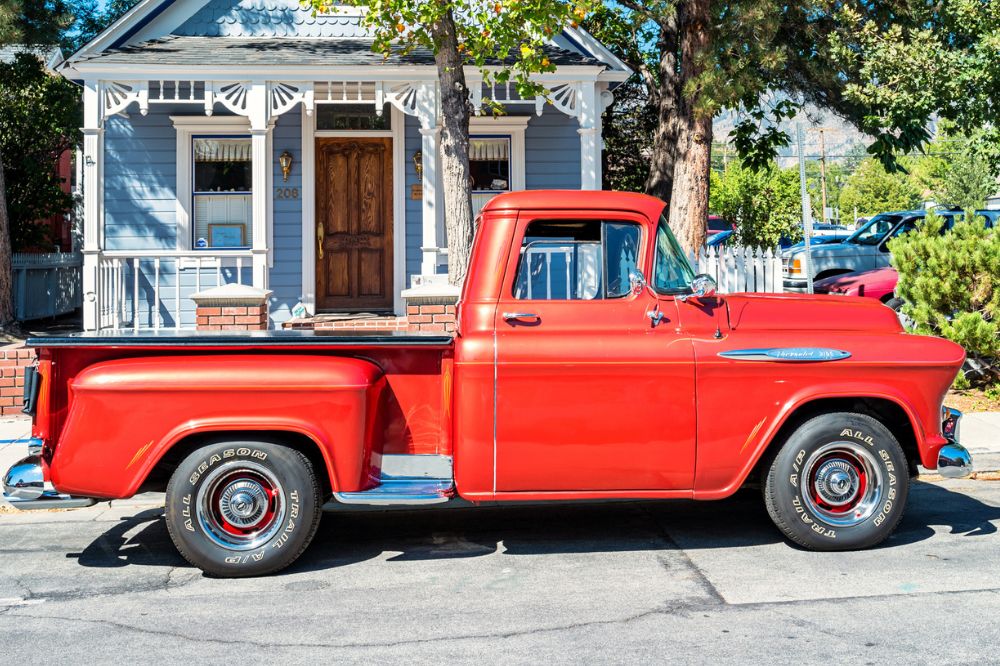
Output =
[
  {"x1": 888, "y1": 211, "x2": 999, "y2": 387},
  {"x1": 710, "y1": 161, "x2": 801, "y2": 249}
]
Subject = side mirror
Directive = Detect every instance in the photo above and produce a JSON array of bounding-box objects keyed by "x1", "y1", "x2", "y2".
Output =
[
  {"x1": 628, "y1": 270, "x2": 648, "y2": 296},
  {"x1": 686, "y1": 273, "x2": 718, "y2": 300}
]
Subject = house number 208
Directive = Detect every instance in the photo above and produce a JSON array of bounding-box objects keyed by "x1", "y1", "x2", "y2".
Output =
[{"x1": 275, "y1": 187, "x2": 299, "y2": 200}]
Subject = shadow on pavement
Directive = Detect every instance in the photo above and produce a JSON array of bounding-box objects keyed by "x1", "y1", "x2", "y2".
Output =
[
  {"x1": 68, "y1": 481, "x2": 1000, "y2": 572},
  {"x1": 68, "y1": 508, "x2": 187, "y2": 568}
]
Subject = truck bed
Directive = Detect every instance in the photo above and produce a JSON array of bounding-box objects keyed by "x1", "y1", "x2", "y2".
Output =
[{"x1": 27, "y1": 329, "x2": 455, "y2": 348}]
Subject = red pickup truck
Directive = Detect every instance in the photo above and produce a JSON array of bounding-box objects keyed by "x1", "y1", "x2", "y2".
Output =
[{"x1": 4, "y1": 191, "x2": 972, "y2": 577}]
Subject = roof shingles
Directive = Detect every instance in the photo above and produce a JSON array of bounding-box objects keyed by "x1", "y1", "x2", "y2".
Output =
[{"x1": 74, "y1": 35, "x2": 602, "y2": 68}]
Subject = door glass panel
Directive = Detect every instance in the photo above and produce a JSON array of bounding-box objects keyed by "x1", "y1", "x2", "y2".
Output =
[{"x1": 513, "y1": 220, "x2": 641, "y2": 300}]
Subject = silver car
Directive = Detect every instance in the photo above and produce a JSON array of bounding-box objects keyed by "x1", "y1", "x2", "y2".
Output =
[{"x1": 781, "y1": 209, "x2": 987, "y2": 291}]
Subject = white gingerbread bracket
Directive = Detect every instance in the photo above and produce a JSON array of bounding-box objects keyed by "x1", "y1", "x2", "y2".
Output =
[
  {"x1": 213, "y1": 81, "x2": 251, "y2": 117},
  {"x1": 383, "y1": 81, "x2": 421, "y2": 117},
  {"x1": 102, "y1": 81, "x2": 150, "y2": 118},
  {"x1": 270, "y1": 81, "x2": 314, "y2": 117}
]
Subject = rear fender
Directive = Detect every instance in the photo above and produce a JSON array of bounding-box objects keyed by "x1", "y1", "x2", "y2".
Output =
[{"x1": 49, "y1": 355, "x2": 385, "y2": 499}]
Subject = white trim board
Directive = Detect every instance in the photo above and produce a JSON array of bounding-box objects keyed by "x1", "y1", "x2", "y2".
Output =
[{"x1": 300, "y1": 105, "x2": 406, "y2": 316}]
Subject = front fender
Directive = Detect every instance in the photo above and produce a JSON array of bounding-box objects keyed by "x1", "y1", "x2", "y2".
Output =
[
  {"x1": 691, "y1": 334, "x2": 962, "y2": 499},
  {"x1": 49, "y1": 355, "x2": 384, "y2": 498}
]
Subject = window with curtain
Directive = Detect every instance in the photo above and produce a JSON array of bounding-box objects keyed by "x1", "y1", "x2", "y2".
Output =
[
  {"x1": 193, "y1": 137, "x2": 252, "y2": 249},
  {"x1": 470, "y1": 136, "x2": 511, "y2": 220}
]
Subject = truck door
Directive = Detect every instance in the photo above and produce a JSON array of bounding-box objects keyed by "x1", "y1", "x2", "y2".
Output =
[{"x1": 492, "y1": 212, "x2": 697, "y2": 493}]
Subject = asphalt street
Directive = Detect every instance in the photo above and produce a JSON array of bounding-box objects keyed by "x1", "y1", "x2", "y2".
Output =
[{"x1": 2, "y1": 475, "x2": 1000, "y2": 664}]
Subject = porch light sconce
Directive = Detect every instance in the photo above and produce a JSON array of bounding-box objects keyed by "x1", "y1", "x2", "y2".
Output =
[
  {"x1": 279, "y1": 150, "x2": 294, "y2": 182},
  {"x1": 413, "y1": 151, "x2": 423, "y2": 179}
]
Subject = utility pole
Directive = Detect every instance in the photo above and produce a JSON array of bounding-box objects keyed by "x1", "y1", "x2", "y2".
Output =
[
  {"x1": 797, "y1": 123, "x2": 814, "y2": 294},
  {"x1": 819, "y1": 129, "x2": 828, "y2": 224}
]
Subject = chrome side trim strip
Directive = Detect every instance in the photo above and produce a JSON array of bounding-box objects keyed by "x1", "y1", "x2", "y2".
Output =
[{"x1": 718, "y1": 347, "x2": 852, "y2": 362}]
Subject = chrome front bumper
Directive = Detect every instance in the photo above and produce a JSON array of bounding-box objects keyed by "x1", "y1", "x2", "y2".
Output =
[
  {"x1": 2, "y1": 440, "x2": 97, "y2": 510},
  {"x1": 937, "y1": 408, "x2": 973, "y2": 479}
]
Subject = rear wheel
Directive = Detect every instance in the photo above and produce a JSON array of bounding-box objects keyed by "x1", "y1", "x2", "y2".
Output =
[
  {"x1": 764, "y1": 412, "x2": 909, "y2": 550},
  {"x1": 165, "y1": 440, "x2": 322, "y2": 577}
]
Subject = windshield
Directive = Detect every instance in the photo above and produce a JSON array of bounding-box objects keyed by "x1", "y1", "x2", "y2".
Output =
[
  {"x1": 846, "y1": 214, "x2": 903, "y2": 245},
  {"x1": 653, "y1": 211, "x2": 695, "y2": 294}
]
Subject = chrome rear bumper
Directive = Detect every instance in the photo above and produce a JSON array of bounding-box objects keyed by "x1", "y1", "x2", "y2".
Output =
[
  {"x1": 937, "y1": 408, "x2": 973, "y2": 479},
  {"x1": 2, "y1": 450, "x2": 97, "y2": 510}
]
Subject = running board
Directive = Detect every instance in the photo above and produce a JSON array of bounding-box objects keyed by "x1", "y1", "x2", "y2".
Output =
[{"x1": 333, "y1": 454, "x2": 455, "y2": 506}]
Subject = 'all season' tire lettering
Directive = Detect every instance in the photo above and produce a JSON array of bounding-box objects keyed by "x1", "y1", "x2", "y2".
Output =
[{"x1": 188, "y1": 448, "x2": 268, "y2": 485}]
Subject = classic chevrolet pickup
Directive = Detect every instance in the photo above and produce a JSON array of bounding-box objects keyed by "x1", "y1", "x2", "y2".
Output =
[{"x1": 3, "y1": 191, "x2": 973, "y2": 577}]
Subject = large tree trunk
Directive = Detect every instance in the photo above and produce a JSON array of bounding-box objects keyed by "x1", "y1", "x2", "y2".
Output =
[
  {"x1": 429, "y1": 11, "x2": 474, "y2": 287},
  {"x1": 644, "y1": 15, "x2": 680, "y2": 201},
  {"x1": 0, "y1": 146, "x2": 13, "y2": 328},
  {"x1": 666, "y1": 0, "x2": 712, "y2": 256}
]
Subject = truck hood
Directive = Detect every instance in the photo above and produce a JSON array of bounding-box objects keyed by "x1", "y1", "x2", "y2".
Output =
[{"x1": 725, "y1": 292, "x2": 903, "y2": 333}]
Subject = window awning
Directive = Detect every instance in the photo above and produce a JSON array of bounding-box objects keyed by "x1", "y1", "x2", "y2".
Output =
[
  {"x1": 195, "y1": 138, "x2": 252, "y2": 162},
  {"x1": 470, "y1": 138, "x2": 509, "y2": 161}
]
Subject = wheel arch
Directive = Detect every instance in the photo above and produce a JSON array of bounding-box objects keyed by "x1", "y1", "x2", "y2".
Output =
[
  {"x1": 137, "y1": 428, "x2": 336, "y2": 499},
  {"x1": 746, "y1": 396, "x2": 921, "y2": 488}
]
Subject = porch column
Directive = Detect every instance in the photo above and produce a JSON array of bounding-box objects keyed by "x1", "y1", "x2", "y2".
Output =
[
  {"x1": 577, "y1": 82, "x2": 603, "y2": 190},
  {"x1": 81, "y1": 80, "x2": 104, "y2": 331},
  {"x1": 417, "y1": 83, "x2": 443, "y2": 278},
  {"x1": 248, "y1": 82, "x2": 271, "y2": 290}
]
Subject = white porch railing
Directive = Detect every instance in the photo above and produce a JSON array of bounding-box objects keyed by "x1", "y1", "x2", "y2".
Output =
[
  {"x1": 96, "y1": 250, "x2": 254, "y2": 331},
  {"x1": 695, "y1": 246, "x2": 783, "y2": 294}
]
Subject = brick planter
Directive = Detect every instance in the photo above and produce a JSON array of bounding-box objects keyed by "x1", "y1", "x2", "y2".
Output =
[
  {"x1": 0, "y1": 343, "x2": 35, "y2": 416},
  {"x1": 191, "y1": 284, "x2": 272, "y2": 331}
]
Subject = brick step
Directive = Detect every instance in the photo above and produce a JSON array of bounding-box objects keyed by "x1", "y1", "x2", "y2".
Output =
[{"x1": 283, "y1": 304, "x2": 456, "y2": 333}]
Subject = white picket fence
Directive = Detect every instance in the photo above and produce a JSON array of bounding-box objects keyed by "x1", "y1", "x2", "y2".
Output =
[{"x1": 693, "y1": 245, "x2": 783, "y2": 293}]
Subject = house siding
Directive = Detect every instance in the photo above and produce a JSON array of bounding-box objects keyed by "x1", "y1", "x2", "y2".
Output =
[
  {"x1": 269, "y1": 111, "x2": 302, "y2": 324},
  {"x1": 525, "y1": 105, "x2": 582, "y2": 190}
]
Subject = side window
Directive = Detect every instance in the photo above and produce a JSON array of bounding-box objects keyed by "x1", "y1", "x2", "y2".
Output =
[{"x1": 513, "y1": 220, "x2": 640, "y2": 300}]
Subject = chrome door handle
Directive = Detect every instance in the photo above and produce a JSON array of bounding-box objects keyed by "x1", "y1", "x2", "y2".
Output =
[{"x1": 502, "y1": 312, "x2": 539, "y2": 321}]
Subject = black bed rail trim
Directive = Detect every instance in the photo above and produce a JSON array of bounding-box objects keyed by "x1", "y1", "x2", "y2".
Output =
[{"x1": 27, "y1": 330, "x2": 455, "y2": 348}]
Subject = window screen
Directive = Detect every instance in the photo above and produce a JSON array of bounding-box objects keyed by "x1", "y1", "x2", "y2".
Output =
[{"x1": 513, "y1": 220, "x2": 640, "y2": 300}]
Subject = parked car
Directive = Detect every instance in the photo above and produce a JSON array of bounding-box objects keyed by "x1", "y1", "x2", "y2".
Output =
[
  {"x1": 782, "y1": 209, "x2": 994, "y2": 291},
  {"x1": 783, "y1": 223, "x2": 851, "y2": 249},
  {"x1": 708, "y1": 215, "x2": 734, "y2": 234},
  {"x1": 707, "y1": 224, "x2": 849, "y2": 249},
  {"x1": 4, "y1": 190, "x2": 972, "y2": 577},
  {"x1": 814, "y1": 267, "x2": 899, "y2": 302}
]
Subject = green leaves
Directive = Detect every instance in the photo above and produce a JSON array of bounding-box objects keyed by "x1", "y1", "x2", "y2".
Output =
[
  {"x1": 0, "y1": 53, "x2": 80, "y2": 250},
  {"x1": 889, "y1": 210, "x2": 999, "y2": 386},
  {"x1": 306, "y1": 0, "x2": 589, "y2": 101},
  {"x1": 710, "y1": 160, "x2": 802, "y2": 249},
  {"x1": 838, "y1": 158, "x2": 922, "y2": 218}
]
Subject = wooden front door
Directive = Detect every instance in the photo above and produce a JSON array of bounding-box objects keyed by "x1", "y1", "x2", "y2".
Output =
[{"x1": 316, "y1": 137, "x2": 393, "y2": 311}]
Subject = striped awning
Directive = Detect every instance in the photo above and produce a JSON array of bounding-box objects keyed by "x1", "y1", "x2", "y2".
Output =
[{"x1": 194, "y1": 138, "x2": 252, "y2": 162}]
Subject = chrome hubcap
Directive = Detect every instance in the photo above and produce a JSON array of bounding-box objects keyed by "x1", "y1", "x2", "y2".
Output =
[
  {"x1": 813, "y1": 459, "x2": 860, "y2": 507},
  {"x1": 800, "y1": 441, "x2": 884, "y2": 528},
  {"x1": 219, "y1": 481, "x2": 268, "y2": 528},
  {"x1": 196, "y1": 460, "x2": 286, "y2": 551}
]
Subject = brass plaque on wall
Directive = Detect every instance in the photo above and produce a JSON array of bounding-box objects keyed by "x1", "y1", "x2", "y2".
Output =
[{"x1": 410, "y1": 184, "x2": 423, "y2": 200}]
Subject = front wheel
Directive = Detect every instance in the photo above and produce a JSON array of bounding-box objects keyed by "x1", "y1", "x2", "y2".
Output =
[
  {"x1": 764, "y1": 412, "x2": 909, "y2": 550},
  {"x1": 165, "y1": 440, "x2": 323, "y2": 577}
]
